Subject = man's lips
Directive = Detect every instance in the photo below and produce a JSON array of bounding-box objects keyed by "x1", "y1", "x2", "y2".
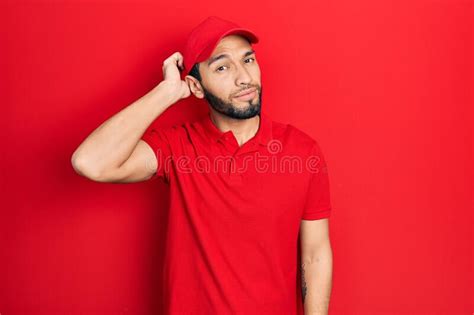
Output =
[{"x1": 234, "y1": 88, "x2": 257, "y2": 97}]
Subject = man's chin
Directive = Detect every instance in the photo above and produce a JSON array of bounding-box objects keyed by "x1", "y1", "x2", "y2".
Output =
[{"x1": 228, "y1": 106, "x2": 261, "y2": 120}]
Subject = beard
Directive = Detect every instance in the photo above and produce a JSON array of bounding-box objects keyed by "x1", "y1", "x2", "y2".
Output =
[{"x1": 201, "y1": 83, "x2": 262, "y2": 120}]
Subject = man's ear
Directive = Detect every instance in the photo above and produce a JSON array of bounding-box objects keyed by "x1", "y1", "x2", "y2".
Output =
[{"x1": 185, "y1": 75, "x2": 205, "y2": 99}]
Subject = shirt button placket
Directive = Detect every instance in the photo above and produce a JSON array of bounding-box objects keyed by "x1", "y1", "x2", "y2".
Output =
[{"x1": 228, "y1": 154, "x2": 242, "y2": 185}]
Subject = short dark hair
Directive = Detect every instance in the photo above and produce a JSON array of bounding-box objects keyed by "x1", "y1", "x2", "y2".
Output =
[{"x1": 188, "y1": 63, "x2": 202, "y2": 82}]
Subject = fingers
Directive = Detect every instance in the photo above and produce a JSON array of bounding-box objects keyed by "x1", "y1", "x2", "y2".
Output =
[
  {"x1": 176, "y1": 52, "x2": 184, "y2": 71},
  {"x1": 162, "y1": 52, "x2": 185, "y2": 80},
  {"x1": 163, "y1": 51, "x2": 183, "y2": 66}
]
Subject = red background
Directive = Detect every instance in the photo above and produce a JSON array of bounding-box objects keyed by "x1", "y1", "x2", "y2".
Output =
[{"x1": 1, "y1": 1, "x2": 472, "y2": 314}]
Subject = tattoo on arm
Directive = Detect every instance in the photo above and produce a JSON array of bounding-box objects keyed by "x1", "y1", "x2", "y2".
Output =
[{"x1": 301, "y1": 262, "x2": 307, "y2": 303}]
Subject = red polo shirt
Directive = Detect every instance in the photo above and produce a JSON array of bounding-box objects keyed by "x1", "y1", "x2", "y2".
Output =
[{"x1": 140, "y1": 110, "x2": 332, "y2": 315}]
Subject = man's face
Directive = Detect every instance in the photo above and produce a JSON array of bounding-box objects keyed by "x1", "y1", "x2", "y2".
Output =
[{"x1": 187, "y1": 35, "x2": 262, "y2": 120}]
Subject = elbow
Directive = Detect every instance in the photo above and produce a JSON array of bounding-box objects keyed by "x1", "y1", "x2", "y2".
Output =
[
  {"x1": 71, "y1": 152, "x2": 103, "y2": 181},
  {"x1": 301, "y1": 241, "x2": 333, "y2": 265}
]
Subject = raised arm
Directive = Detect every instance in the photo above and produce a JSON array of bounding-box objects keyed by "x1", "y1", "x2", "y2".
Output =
[{"x1": 71, "y1": 52, "x2": 190, "y2": 183}]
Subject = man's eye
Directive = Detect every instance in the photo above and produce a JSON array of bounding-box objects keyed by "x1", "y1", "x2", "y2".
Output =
[{"x1": 216, "y1": 58, "x2": 255, "y2": 72}]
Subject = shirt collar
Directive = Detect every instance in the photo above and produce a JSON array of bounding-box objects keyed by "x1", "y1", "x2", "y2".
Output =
[{"x1": 200, "y1": 110, "x2": 273, "y2": 147}]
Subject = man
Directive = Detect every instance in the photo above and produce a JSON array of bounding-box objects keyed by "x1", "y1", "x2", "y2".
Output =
[{"x1": 71, "y1": 16, "x2": 333, "y2": 315}]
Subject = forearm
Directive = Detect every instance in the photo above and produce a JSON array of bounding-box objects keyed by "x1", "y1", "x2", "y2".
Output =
[
  {"x1": 301, "y1": 244, "x2": 333, "y2": 315},
  {"x1": 72, "y1": 82, "x2": 176, "y2": 177}
]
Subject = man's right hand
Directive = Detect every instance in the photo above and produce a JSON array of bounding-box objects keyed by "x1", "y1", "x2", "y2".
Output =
[{"x1": 159, "y1": 51, "x2": 192, "y2": 102}]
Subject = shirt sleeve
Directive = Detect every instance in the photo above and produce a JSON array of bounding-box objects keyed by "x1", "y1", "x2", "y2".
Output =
[
  {"x1": 140, "y1": 125, "x2": 175, "y2": 183},
  {"x1": 301, "y1": 141, "x2": 332, "y2": 220}
]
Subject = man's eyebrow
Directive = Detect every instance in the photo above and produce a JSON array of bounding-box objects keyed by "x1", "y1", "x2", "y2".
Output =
[{"x1": 207, "y1": 49, "x2": 256, "y2": 67}]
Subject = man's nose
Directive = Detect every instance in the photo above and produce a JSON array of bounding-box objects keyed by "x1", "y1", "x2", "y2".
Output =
[{"x1": 235, "y1": 63, "x2": 252, "y2": 86}]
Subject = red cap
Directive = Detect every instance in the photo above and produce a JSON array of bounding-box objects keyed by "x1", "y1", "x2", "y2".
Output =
[{"x1": 182, "y1": 16, "x2": 259, "y2": 76}]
